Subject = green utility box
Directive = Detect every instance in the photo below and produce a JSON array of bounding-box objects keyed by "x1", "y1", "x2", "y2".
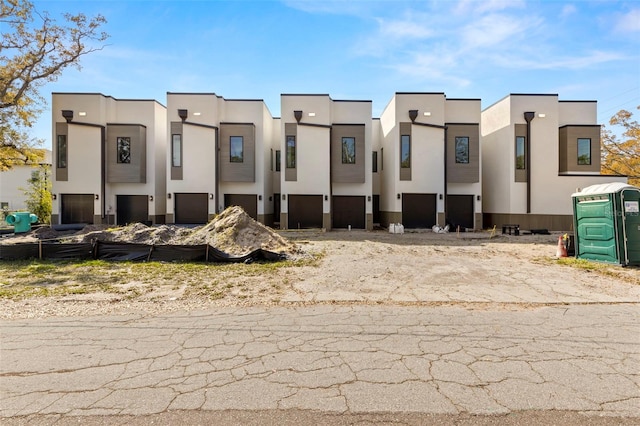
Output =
[{"x1": 572, "y1": 183, "x2": 640, "y2": 266}]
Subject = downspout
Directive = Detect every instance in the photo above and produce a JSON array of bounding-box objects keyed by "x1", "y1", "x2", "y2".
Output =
[
  {"x1": 101, "y1": 126, "x2": 106, "y2": 222},
  {"x1": 215, "y1": 127, "x2": 220, "y2": 214},
  {"x1": 524, "y1": 112, "x2": 535, "y2": 214},
  {"x1": 443, "y1": 125, "x2": 448, "y2": 222}
]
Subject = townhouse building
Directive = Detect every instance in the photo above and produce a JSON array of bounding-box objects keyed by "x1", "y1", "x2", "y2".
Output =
[
  {"x1": 51, "y1": 93, "x2": 167, "y2": 225},
  {"x1": 279, "y1": 94, "x2": 373, "y2": 230},
  {"x1": 481, "y1": 94, "x2": 627, "y2": 231},
  {"x1": 378, "y1": 93, "x2": 482, "y2": 230},
  {"x1": 166, "y1": 93, "x2": 275, "y2": 225}
]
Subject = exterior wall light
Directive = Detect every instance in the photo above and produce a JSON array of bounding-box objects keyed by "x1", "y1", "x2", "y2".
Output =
[
  {"x1": 308, "y1": 112, "x2": 316, "y2": 117},
  {"x1": 209, "y1": 193, "x2": 214, "y2": 200},
  {"x1": 149, "y1": 195, "x2": 154, "y2": 202},
  {"x1": 282, "y1": 194, "x2": 286, "y2": 200},
  {"x1": 367, "y1": 195, "x2": 371, "y2": 202},
  {"x1": 167, "y1": 193, "x2": 172, "y2": 199},
  {"x1": 95, "y1": 194, "x2": 99, "y2": 200},
  {"x1": 538, "y1": 113, "x2": 546, "y2": 118},
  {"x1": 52, "y1": 194, "x2": 57, "y2": 200},
  {"x1": 78, "y1": 111, "x2": 87, "y2": 117},
  {"x1": 423, "y1": 112, "x2": 431, "y2": 116},
  {"x1": 397, "y1": 193, "x2": 401, "y2": 199},
  {"x1": 258, "y1": 195, "x2": 262, "y2": 201},
  {"x1": 439, "y1": 194, "x2": 443, "y2": 200},
  {"x1": 324, "y1": 195, "x2": 328, "y2": 201},
  {"x1": 61, "y1": 110, "x2": 74, "y2": 122}
]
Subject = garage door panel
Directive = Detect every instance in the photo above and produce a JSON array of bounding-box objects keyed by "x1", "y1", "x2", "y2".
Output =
[
  {"x1": 288, "y1": 195, "x2": 323, "y2": 229},
  {"x1": 175, "y1": 193, "x2": 208, "y2": 224},
  {"x1": 61, "y1": 194, "x2": 94, "y2": 224},
  {"x1": 224, "y1": 194, "x2": 257, "y2": 220},
  {"x1": 117, "y1": 195, "x2": 149, "y2": 226},
  {"x1": 446, "y1": 195, "x2": 474, "y2": 230},
  {"x1": 402, "y1": 193, "x2": 436, "y2": 229},
  {"x1": 333, "y1": 196, "x2": 365, "y2": 229}
]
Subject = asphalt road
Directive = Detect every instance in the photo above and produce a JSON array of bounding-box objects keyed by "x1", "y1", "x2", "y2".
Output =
[{"x1": 1, "y1": 304, "x2": 639, "y2": 425}]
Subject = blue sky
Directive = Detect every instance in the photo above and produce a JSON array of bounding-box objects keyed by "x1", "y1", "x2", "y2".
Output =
[{"x1": 32, "y1": 0, "x2": 640, "y2": 148}]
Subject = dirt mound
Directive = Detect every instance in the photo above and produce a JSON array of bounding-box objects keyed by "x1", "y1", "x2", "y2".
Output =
[
  {"x1": 183, "y1": 206, "x2": 297, "y2": 255},
  {"x1": 66, "y1": 206, "x2": 297, "y2": 256}
]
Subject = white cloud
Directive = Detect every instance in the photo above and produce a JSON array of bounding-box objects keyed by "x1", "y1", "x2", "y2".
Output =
[
  {"x1": 614, "y1": 8, "x2": 640, "y2": 33},
  {"x1": 281, "y1": 0, "x2": 374, "y2": 16},
  {"x1": 389, "y1": 52, "x2": 471, "y2": 87},
  {"x1": 461, "y1": 14, "x2": 540, "y2": 48},
  {"x1": 454, "y1": 0, "x2": 525, "y2": 15},
  {"x1": 561, "y1": 4, "x2": 577, "y2": 18},
  {"x1": 497, "y1": 50, "x2": 625, "y2": 70},
  {"x1": 377, "y1": 17, "x2": 434, "y2": 40}
]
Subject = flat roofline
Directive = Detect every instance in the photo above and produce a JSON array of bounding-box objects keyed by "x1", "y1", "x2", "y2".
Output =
[
  {"x1": 52, "y1": 92, "x2": 165, "y2": 107},
  {"x1": 483, "y1": 93, "x2": 560, "y2": 112},
  {"x1": 333, "y1": 99, "x2": 372, "y2": 103},
  {"x1": 395, "y1": 92, "x2": 446, "y2": 95},
  {"x1": 167, "y1": 92, "x2": 219, "y2": 96},
  {"x1": 559, "y1": 100, "x2": 597, "y2": 103},
  {"x1": 281, "y1": 93, "x2": 331, "y2": 97},
  {"x1": 447, "y1": 98, "x2": 481, "y2": 101}
]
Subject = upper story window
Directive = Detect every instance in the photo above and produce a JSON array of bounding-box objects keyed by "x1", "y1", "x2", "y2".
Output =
[
  {"x1": 276, "y1": 150, "x2": 281, "y2": 172},
  {"x1": 577, "y1": 138, "x2": 591, "y2": 165},
  {"x1": 342, "y1": 137, "x2": 356, "y2": 164},
  {"x1": 381, "y1": 147, "x2": 384, "y2": 171},
  {"x1": 172, "y1": 134, "x2": 182, "y2": 167},
  {"x1": 400, "y1": 135, "x2": 411, "y2": 168},
  {"x1": 117, "y1": 137, "x2": 131, "y2": 164},
  {"x1": 455, "y1": 137, "x2": 469, "y2": 164},
  {"x1": 515, "y1": 136, "x2": 525, "y2": 170},
  {"x1": 286, "y1": 136, "x2": 296, "y2": 168},
  {"x1": 372, "y1": 151, "x2": 378, "y2": 173},
  {"x1": 57, "y1": 135, "x2": 67, "y2": 168},
  {"x1": 230, "y1": 136, "x2": 243, "y2": 163}
]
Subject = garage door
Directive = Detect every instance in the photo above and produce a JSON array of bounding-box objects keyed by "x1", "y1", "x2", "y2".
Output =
[
  {"x1": 446, "y1": 194, "x2": 474, "y2": 230},
  {"x1": 174, "y1": 193, "x2": 208, "y2": 224},
  {"x1": 288, "y1": 195, "x2": 323, "y2": 229},
  {"x1": 332, "y1": 196, "x2": 365, "y2": 229},
  {"x1": 61, "y1": 194, "x2": 94, "y2": 224},
  {"x1": 402, "y1": 193, "x2": 436, "y2": 229},
  {"x1": 117, "y1": 195, "x2": 149, "y2": 226},
  {"x1": 224, "y1": 194, "x2": 257, "y2": 220}
]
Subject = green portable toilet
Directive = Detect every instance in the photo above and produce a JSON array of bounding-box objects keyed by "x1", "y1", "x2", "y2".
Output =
[{"x1": 572, "y1": 183, "x2": 640, "y2": 266}]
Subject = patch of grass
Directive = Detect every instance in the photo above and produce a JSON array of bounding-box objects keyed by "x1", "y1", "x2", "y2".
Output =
[{"x1": 538, "y1": 256, "x2": 640, "y2": 285}]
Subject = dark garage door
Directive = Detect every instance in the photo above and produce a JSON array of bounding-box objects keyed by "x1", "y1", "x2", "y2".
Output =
[
  {"x1": 288, "y1": 195, "x2": 323, "y2": 229},
  {"x1": 332, "y1": 196, "x2": 365, "y2": 229},
  {"x1": 446, "y1": 194, "x2": 474, "y2": 230},
  {"x1": 402, "y1": 193, "x2": 437, "y2": 229},
  {"x1": 117, "y1": 195, "x2": 149, "y2": 226},
  {"x1": 174, "y1": 193, "x2": 208, "y2": 224},
  {"x1": 61, "y1": 194, "x2": 94, "y2": 224},
  {"x1": 224, "y1": 194, "x2": 257, "y2": 220}
]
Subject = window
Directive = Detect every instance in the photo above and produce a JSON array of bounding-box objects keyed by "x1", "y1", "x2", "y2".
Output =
[
  {"x1": 172, "y1": 134, "x2": 182, "y2": 167},
  {"x1": 342, "y1": 137, "x2": 356, "y2": 164},
  {"x1": 276, "y1": 150, "x2": 281, "y2": 172},
  {"x1": 381, "y1": 147, "x2": 384, "y2": 171},
  {"x1": 270, "y1": 149, "x2": 273, "y2": 171},
  {"x1": 400, "y1": 135, "x2": 410, "y2": 168},
  {"x1": 230, "y1": 136, "x2": 243, "y2": 163},
  {"x1": 372, "y1": 151, "x2": 378, "y2": 173},
  {"x1": 57, "y1": 135, "x2": 67, "y2": 168},
  {"x1": 117, "y1": 137, "x2": 131, "y2": 164},
  {"x1": 577, "y1": 138, "x2": 591, "y2": 165},
  {"x1": 455, "y1": 137, "x2": 469, "y2": 164},
  {"x1": 286, "y1": 136, "x2": 296, "y2": 168},
  {"x1": 515, "y1": 136, "x2": 525, "y2": 170}
]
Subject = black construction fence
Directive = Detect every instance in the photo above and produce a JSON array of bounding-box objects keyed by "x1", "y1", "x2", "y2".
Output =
[{"x1": 0, "y1": 240, "x2": 286, "y2": 263}]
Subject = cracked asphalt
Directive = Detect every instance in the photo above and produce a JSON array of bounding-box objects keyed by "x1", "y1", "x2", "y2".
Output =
[{"x1": 2, "y1": 303, "x2": 639, "y2": 424}]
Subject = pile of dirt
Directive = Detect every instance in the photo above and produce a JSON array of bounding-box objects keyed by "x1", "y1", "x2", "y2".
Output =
[{"x1": 66, "y1": 206, "x2": 298, "y2": 256}]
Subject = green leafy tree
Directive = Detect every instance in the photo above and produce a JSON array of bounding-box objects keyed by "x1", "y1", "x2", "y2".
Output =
[
  {"x1": 21, "y1": 167, "x2": 52, "y2": 223},
  {"x1": 601, "y1": 106, "x2": 640, "y2": 187},
  {"x1": 1, "y1": 0, "x2": 108, "y2": 170}
]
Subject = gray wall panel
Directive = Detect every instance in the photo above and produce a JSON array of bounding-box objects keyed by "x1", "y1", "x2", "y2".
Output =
[
  {"x1": 220, "y1": 123, "x2": 256, "y2": 182},
  {"x1": 446, "y1": 124, "x2": 479, "y2": 183},
  {"x1": 331, "y1": 124, "x2": 365, "y2": 183}
]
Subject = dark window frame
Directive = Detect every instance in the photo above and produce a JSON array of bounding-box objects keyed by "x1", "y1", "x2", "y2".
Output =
[
  {"x1": 230, "y1": 135, "x2": 244, "y2": 163},
  {"x1": 515, "y1": 136, "x2": 526, "y2": 170},
  {"x1": 275, "y1": 150, "x2": 281, "y2": 172},
  {"x1": 57, "y1": 135, "x2": 67, "y2": 168},
  {"x1": 455, "y1": 136, "x2": 469, "y2": 164},
  {"x1": 116, "y1": 136, "x2": 131, "y2": 164},
  {"x1": 400, "y1": 135, "x2": 411, "y2": 169},
  {"x1": 381, "y1": 147, "x2": 384, "y2": 171},
  {"x1": 171, "y1": 134, "x2": 182, "y2": 167},
  {"x1": 577, "y1": 138, "x2": 591, "y2": 165},
  {"x1": 286, "y1": 135, "x2": 296, "y2": 168},
  {"x1": 372, "y1": 151, "x2": 378, "y2": 173},
  {"x1": 341, "y1": 136, "x2": 356, "y2": 164}
]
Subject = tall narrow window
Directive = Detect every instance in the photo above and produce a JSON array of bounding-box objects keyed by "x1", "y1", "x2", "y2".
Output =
[
  {"x1": 455, "y1": 137, "x2": 469, "y2": 164},
  {"x1": 276, "y1": 150, "x2": 281, "y2": 172},
  {"x1": 270, "y1": 149, "x2": 273, "y2": 171},
  {"x1": 57, "y1": 135, "x2": 67, "y2": 168},
  {"x1": 172, "y1": 134, "x2": 182, "y2": 167},
  {"x1": 515, "y1": 136, "x2": 525, "y2": 170},
  {"x1": 372, "y1": 151, "x2": 378, "y2": 173},
  {"x1": 117, "y1": 137, "x2": 131, "y2": 164},
  {"x1": 230, "y1": 136, "x2": 243, "y2": 163},
  {"x1": 286, "y1": 136, "x2": 296, "y2": 168},
  {"x1": 342, "y1": 137, "x2": 356, "y2": 164},
  {"x1": 381, "y1": 147, "x2": 384, "y2": 171},
  {"x1": 400, "y1": 135, "x2": 411, "y2": 168},
  {"x1": 577, "y1": 138, "x2": 591, "y2": 165}
]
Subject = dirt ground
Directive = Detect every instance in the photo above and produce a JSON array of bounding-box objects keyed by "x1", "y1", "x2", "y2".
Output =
[{"x1": 2, "y1": 224, "x2": 639, "y2": 320}]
